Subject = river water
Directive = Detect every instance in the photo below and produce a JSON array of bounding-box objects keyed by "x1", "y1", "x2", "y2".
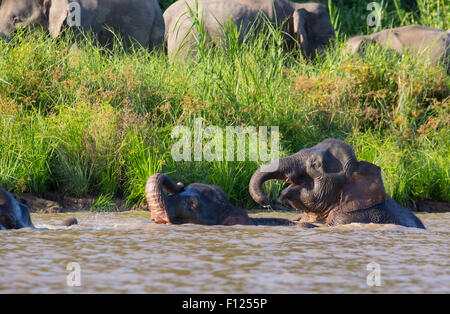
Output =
[{"x1": 0, "y1": 211, "x2": 448, "y2": 293}]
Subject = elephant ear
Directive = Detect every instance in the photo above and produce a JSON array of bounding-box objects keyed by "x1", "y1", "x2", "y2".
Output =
[
  {"x1": 339, "y1": 161, "x2": 387, "y2": 212},
  {"x1": 293, "y1": 9, "x2": 311, "y2": 56},
  {"x1": 44, "y1": 0, "x2": 69, "y2": 38}
]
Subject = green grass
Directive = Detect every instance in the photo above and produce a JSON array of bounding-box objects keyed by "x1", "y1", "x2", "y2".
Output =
[
  {"x1": 0, "y1": 1, "x2": 448, "y2": 209},
  {"x1": 90, "y1": 194, "x2": 118, "y2": 212}
]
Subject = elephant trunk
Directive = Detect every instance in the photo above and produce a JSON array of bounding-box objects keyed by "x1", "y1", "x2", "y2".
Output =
[
  {"x1": 292, "y1": 9, "x2": 311, "y2": 57},
  {"x1": 249, "y1": 156, "x2": 305, "y2": 206},
  {"x1": 145, "y1": 173, "x2": 181, "y2": 224}
]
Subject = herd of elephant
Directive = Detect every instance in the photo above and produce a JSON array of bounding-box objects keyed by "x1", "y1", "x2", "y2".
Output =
[
  {"x1": 0, "y1": 0, "x2": 449, "y2": 66},
  {"x1": 1, "y1": 0, "x2": 445, "y2": 231},
  {"x1": 1, "y1": 139, "x2": 426, "y2": 230}
]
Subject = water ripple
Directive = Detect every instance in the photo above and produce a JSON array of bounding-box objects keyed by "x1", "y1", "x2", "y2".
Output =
[{"x1": 0, "y1": 211, "x2": 448, "y2": 293}]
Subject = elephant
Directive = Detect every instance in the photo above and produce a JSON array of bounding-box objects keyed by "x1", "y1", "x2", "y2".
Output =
[
  {"x1": 345, "y1": 25, "x2": 449, "y2": 71},
  {"x1": 61, "y1": 216, "x2": 78, "y2": 226},
  {"x1": 0, "y1": 0, "x2": 165, "y2": 50},
  {"x1": 249, "y1": 139, "x2": 426, "y2": 229},
  {"x1": 146, "y1": 173, "x2": 295, "y2": 226},
  {"x1": 0, "y1": 188, "x2": 34, "y2": 230},
  {"x1": 164, "y1": 0, "x2": 335, "y2": 60}
]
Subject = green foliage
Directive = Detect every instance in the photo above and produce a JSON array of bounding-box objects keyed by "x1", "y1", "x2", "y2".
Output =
[
  {"x1": 0, "y1": 1, "x2": 448, "y2": 209},
  {"x1": 0, "y1": 113, "x2": 54, "y2": 193},
  {"x1": 90, "y1": 194, "x2": 117, "y2": 212},
  {"x1": 124, "y1": 132, "x2": 164, "y2": 206}
]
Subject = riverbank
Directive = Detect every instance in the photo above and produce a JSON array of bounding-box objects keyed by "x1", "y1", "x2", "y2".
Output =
[
  {"x1": 1, "y1": 30, "x2": 448, "y2": 209},
  {"x1": 0, "y1": 1, "x2": 449, "y2": 210}
]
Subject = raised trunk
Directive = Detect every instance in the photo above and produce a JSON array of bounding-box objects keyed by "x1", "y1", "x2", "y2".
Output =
[{"x1": 145, "y1": 173, "x2": 182, "y2": 224}]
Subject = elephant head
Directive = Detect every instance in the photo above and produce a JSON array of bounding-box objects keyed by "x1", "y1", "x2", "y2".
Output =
[
  {"x1": 145, "y1": 173, "x2": 186, "y2": 224},
  {"x1": 0, "y1": 0, "x2": 47, "y2": 37},
  {"x1": 146, "y1": 173, "x2": 253, "y2": 225},
  {"x1": 0, "y1": 0, "x2": 71, "y2": 39},
  {"x1": 249, "y1": 139, "x2": 387, "y2": 223},
  {"x1": 0, "y1": 188, "x2": 34, "y2": 230},
  {"x1": 291, "y1": 2, "x2": 335, "y2": 58}
]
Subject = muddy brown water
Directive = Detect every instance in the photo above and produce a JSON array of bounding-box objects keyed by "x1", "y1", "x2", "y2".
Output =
[{"x1": 0, "y1": 211, "x2": 448, "y2": 293}]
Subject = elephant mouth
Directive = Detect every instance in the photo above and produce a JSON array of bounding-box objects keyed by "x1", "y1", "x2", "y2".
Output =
[
  {"x1": 278, "y1": 180, "x2": 312, "y2": 212},
  {"x1": 278, "y1": 186, "x2": 294, "y2": 206},
  {"x1": 151, "y1": 208, "x2": 172, "y2": 225},
  {"x1": 152, "y1": 207, "x2": 192, "y2": 225}
]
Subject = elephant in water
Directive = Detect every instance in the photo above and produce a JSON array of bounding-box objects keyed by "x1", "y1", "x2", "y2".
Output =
[
  {"x1": 345, "y1": 25, "x2": 449, "y2": 71},
  {"x1": 146, "y1": 173, "x2": 294, "y2": 226},
  {"x1": 0, "y1": 188, "x2": 34, "y2": 230},
  {"x1": 0, "y1": 188, "x2": 79, "y2": 229},
  {"x1": 249, "y1": 139, "x2": 426, "y2": 229},
  {"x1": 0, "y1": 0, "x2": 165, "y2": 50},
  {"x1": 164, "y1": 0, "x2": 335, "y2": 61}
]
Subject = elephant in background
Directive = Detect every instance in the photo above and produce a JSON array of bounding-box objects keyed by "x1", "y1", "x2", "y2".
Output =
[
  {"x1": 146, "y1": 173, "x2": 294, "y2": 226},
  {"x1": 249, "y1": 139, "x2": 426, "y2": 229},
  {"x1": 164, "y1": 0, "x2": 335, "y2": 60},
  {"x1": 345, "y1": 25, "x2": 449, "y2": 71},
  {"x1": 0, "y1": 0, "x2": 165, "y2": 50},
  {"x1": 0, "y1": 188, "x2": 34, "y2": 230}
]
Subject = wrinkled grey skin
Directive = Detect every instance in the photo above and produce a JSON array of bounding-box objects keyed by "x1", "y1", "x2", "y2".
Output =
[
  {"x1": 164, "y1": 0, "x2": 335, "y2": 60},
  {"x1": 0, "y1": 188, "x2": 34, "y2": 230},
  {"x1": 249, "y1": 139, "x2": 425, "y2": 229},
  {"x1": 0, "y1": 0, "x2": 165, "y2": 49},
  {"x1": 345, "y1": 25, "x2": 449, "y2": 71},
  {"x1": 146, "y1": 173, "x2": 294, "y2": 226}
]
